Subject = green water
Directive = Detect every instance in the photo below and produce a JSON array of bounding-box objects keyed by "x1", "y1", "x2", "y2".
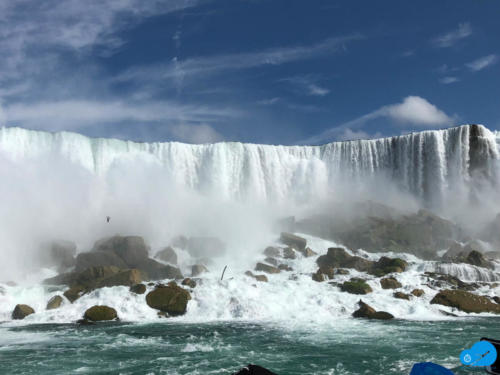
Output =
[{"x1": 0, "y1": 319, "x2": 499, "y2": 374}]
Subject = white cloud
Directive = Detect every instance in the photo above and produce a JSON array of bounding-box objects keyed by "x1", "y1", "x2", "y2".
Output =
[
  {"x1": 301, "y1": 96, "x2": 455, "y2": 145},
  {"x1": 169, "y1": 123, "x2": 224, "y2": 143},
  {"x1": 383, "y1": 96, "x2": 453, "y2": 126},
  {"x1": 257, "y1": 97, "x2": 281, "y2": 106},
  {"x1": 466, "y1": 54, "x2": 498, "y2": 72},
  {"x1": 432, "y1": 22, "x2": 472, "y2": 48},
  {"x1": 439, "y1": 76, "x2": 459, "y2": 84},
  {"x1": 1, "y1": 100, "x2": 240, "y2": 131},
  {"x1": 114, "y1": 34, "x2": 363, "y2": 84},
  {"x1": 336, "y1": 128, "x2": 382, "y2": 141},
  {"x1": 279, "y1": 76, "x2": 330, "y2": 97}
]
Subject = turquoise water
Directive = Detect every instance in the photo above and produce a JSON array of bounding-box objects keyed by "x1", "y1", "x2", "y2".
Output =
[{"x1": 1, "y1": 318, "x2": 499, "y2": 374}]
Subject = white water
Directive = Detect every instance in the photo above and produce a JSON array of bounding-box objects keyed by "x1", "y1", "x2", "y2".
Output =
[{"x1": 1, "y1": 234, "x2": 499, "y2": 326}]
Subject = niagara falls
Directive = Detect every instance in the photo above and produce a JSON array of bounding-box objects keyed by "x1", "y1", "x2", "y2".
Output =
[{"x1": 1, "y1": 1, "x2": 500, "y2": 375}]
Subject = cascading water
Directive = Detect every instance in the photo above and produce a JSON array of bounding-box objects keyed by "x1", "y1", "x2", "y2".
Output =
[{"x1": 0, "y1": 124, "x2": 498, "y2": 206}]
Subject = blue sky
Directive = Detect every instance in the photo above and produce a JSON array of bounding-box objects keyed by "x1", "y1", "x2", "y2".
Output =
[{"x1": 0, "y1": 0, "x2": 498, "y2": 144}]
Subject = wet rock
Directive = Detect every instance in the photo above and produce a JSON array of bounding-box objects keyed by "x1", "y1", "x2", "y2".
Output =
[
  {"x1": 76, "y1": 318, "x2": 95, "y2": 325},
  {"x1": 191, "y1": 264, "x2": 209, "y2": 277},
  {"x1": 187, "y1": 237, "x2": 226, "y2": 258},
  {"x1": 318, "y1": 266, "x2": 335, "y2": 279},
  {"x1": 75, "y1": 251, "x2": 128, "y2": 272},
  {"x1": 278, "y1": 264, "x2": 293, "y2": 272},
  {"x1": 255, "y1": 263, "x2": 280, "y2": 274},
  {"x1": 92, "y1": 235, "x2": 149, "y2": 269},
  {"x1": 96, "y1": 269, "x2": 142, "y2": 288},
  {"x1": 424, "y1": 272, "x2": 478, "y2": 291},
  {"x1": 371, "y1": 257, "x2": 408, "y2": 276},
  {"x1": 155, "y1": 246, "x2": 178, "y2": 265},
  {"x1": 181, "y1": 278, "x2": 197, "y2": 288},
  {"x1": 340, "y1": 278, "x2": 372, "y2": 295},
  {"x1": 282, "y1": 247, "x2": 297, "y2": 259},
  {"x1": 493, "y1": 296, "x2": 500, "y2": 304},
  {"x1": 336, "y1": 268, "x2": 350, "y2": 275},
  {"x1": 380, "y1": 277, "x2": 402, "y2": 290},
  {"x1": 232, "y1": 364, "x2": 277, "y2": 375},
  {"x1": 64, "y1": 285, "x2": 87, "y2": 303},
  {"x1": 352, "y1": 300, "x2": 394, "y2": 320},
  {"x1": 264, "y1": 257, "x2": 278, "y2": 266},
  {"x1": 464, "y1": 250, "x2": 494, "y2": 269},
  {"x1": 312, "y1": 270, "x2": 327, "y2": 282},
  {"x1": 263, "y1": 246, "x2": 281, "y2": 257},
  {"x1": 430, "y1": 289, "x2": 500, "y2": 313},
  {"x1": 84, "y1": 305, "x2": 118, "y2": 321},
  {"x1": 12, "y1": 304, "x2": 35, "y2": 320},
  {"x1": 439, "y1": 309, "x2": 458, "y2": 317},
  {"x1": 142, "y1": 260, "x2": 183, "y2": 280},
  {"x1": 280, "y1": 232, "x2": 307, "y2": 251},
  {"x1": 46, "y1": 295, "x2": 63, "y2": 310},
  {"x1": 443, "y1": 241, "x2": 494, "y2": 269},
  {"x1": 393, "y1": 292, "x2": 411, "y2": 300},
  {"x1": 39, "y1": 240, "x2": 77, "y2": 271},
  {"x1": 130, "y1": 283, "x2": 146, "y2": 294},
  {"x1": 146, "y1": 283, "x2": 191, "y2": 316},
  {"x1": 411, "y1": 289, "x2": 425, "y2": 297},
  {"x1": 300, "y1": 247, "x2": 317, "y2": 257},
  {"x1": 245, "y1": 271, "x2": 268, "y2": 282}
]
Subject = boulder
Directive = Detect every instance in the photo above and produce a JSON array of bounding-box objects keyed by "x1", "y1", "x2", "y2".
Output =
[
  {"x1": 380, "y1": 277, "x2": 402, "y2": 290},
  {"x1": 318, "y1": 266, "x2": 335, "y2": 279},
  {"x1": 255, "y1": 263, "x2": 280, "y2": 274},
  {"x1": 280, "y1": 232, "x2": 307, "y2": 251},
  {"x1": 370, "y1": 257, "x2": 408, "y2": 276},
  {"x1": 282, "y1": 247, "x2": 297, "y2": 259},
  {"x1": 245, "y1": 271, "x2": 268, "y2": 282},
  {"x1": 187, "y1": 237, "x2": 226, "y2": 258},
  {"x1": 493, "y1": 296, "x2": 500, "y2": 304},
  {"x1": 191, "y1": 264, "x2": 209, "y2": 277},
  {"x1": 340, "y1": 278, "x2": 372, "y2": 295},
  {"x1": 181, "y1": 278, "x2": 197, "y2": 288},
  {"x1": 156, "y1": 246, "x2": 178, "y2": 265},
  {"x1": 46, "y1": 295, "x2": 63, "y2": 310},
  {"x1": 411, "y1": 289, "x2": 425, "y2": 297},
  {"x1": 130, "y1": 283, "x2": 146, "y2": 294},
  {"x1": 352, "y1": 300, "x2": 393, "y2": 320},
  {"x1": 464, "y1": 250, "x2": 494, "y2": 269},
  {"x1": 264, "y1": 257, "x2": 278, "y2": 266},
  {"x1": 64, "y1": 285, "x2": 86, "y2": 303},
  {"x1": 301, "y1": 247, "x2": 317, "y2": 257},
  {"x1": 393, "y1": 292, "x2": 411, "y2": 300},
  {"x1": 424, "y1": 272, "x2": 478, "y2": 291},
  {"x1": 146, "y1": 283, "x2": 191, "y2": 316},
  {"x1": 39, "y1": 240, "x2": 76, "y2": 271},
  {"x1": 232, "y1": 364, "x2": 277, "y2": 375},
  {"x1": 12, "y1": 304, "x2": 35, "y2": 320},
  {"x1": 263, "y1": 246, "x2": 281, "y2": 257},
  {"x1": 75, "y1": 251, "x2": 128, "y2": 272},
  {"x1": 443, "y1": 242, "x2": 494, "y2": 269},
  {"x1": 141, "y1": 259, "x2": 183, "y2": 280},
  {"x1": 92, "y1": 235, "x2": 149, "y2": 268},
  {"x1": 83, "y1": 305, "x2": 118, "y2": 321},
  {"x1": 96, "y1": 269, "x2": 142, "y2": 288},
  {"x1": 430, "y1": 289, "x2": 500, "y2": 313},
  {"x1": 336, "y1": 269, "x2": 350, "y2": 275},
  {"x1": 312, "y1": 269, "x2": 326, "y2": 282}
]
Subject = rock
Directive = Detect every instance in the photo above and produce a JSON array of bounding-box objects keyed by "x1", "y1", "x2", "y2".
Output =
[
  {"x1": 46, "y1": 295, "x2": 63, "y2": 310},
  {"x1": 280, "y1": 232, "x2": 307, "y2": 251},
  {"x1": 352, "y1": 300, "x2": 393, "y2": 320},
  {"x1": 336, "y1": 268, "x2": 350, "y2": 275},
  {"x1": 146, "y1": 284, "x2": 191, "y2": 316},
  {"x1": 155, "y1": 246, "x2": 178, "y2": 265},
  {"x1": 83, "y1": 305, "x2": 118, "y2": 321},
  {"x1": 370, "y1": 257, "x2": 408, "y2": 276},
  {"x1": 76, "y1": 319, "x2": 95, "y2": 325},
  {"x1": 282, "y1": 247, "x2": 297, "y2": 259},
  {"x1": 142, "y1": 259, "x2": 183, "y2": 280},
  {"x1": 318, "y1": 266, "x2": 335, "y2": 279},
  {"x1": 312, "y1": 270, "x2": 326, "y2": 282},
  {"x1": 493, "y1": 296, "x2": 500, "y2": 304},
  {"x1": 424, "y1": 272, "x2": 478, "y2": 291},
  {"x1": 245, "y1": 271, "x2": 268, "y2": 282},
  {"x1": 171, "y1": 235, "x2": 188, "y2": 249},
  {"x1": 278, "y1": 264, "x2": 293, "y2": 272},
  {"x1": 380, "y1": 277, "x2": 402, "y2": 289},
  {"x1": 130, "y1": 283, "x2": 146, "y2": 294},
  {"x1": 430, "y1": 289, "x2": 500, "y2": 313},
  {"x1": 181, "y1": 278, "x2": 197, "y2": 288},
  {"x1": 340, "y1": 278, "x2": 372, "y2": 295},
  {"x1": 187, "y1": 237, "x2": 226, "y2": 258},
  {"x1": 393, "y1": 291, "x2": 411, "y2": 300},
  {"x1": 439, "y1": 309, "x2": 458, "y2": 317},
  {"x1": 263, "y1": 246, "x2": 281, "y2": 257},
  {"x1": 411, "y1": 289, "x2": 425, "y2": 297},
  {"x1": 92, "y1": 235, "x2": 149, "y2": 268},
  {"x1": 255, "y1": 263, "x2": 280, "y2": 274},
  {"x1": 264, "y1": 257, "x2": 278, "y2": 266},
  {"x1": 191, "y1": 264, "x2": 209, "y2": 277},
  {"x1": 300, "y1": 247, "x2": 317, "y2": 257},
  {"x1": 12, "y1": 304, "x2": 35, "y2": 320},
  {"x1": 232, "y1": 364, "x2": 277, "y2": 375},
  {"x1": 75, "y1": 251, "x2": 128, "y2": 272},
  {"x1": 64, "y1": 285, "x2": 86, "y2": 303},
  {"x1": 464, "y1": 250, "x2": 494, "y2": 269},
  {"x1": 96, "y1": 269, "x2": 142, "y2": 288}
]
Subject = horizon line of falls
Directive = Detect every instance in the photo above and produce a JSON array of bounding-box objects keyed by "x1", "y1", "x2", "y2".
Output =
[{"x1": 0, "y1": 124, "x2": 499, "y2": 210}]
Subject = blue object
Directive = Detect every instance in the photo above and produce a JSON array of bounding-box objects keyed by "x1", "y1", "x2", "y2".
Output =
[
  {"x1": 460, "y1": 340, "x2": 497, "y2": 366},
  {"x1": 409, "y1": 362, "x2": 455, "y2": 375}
]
